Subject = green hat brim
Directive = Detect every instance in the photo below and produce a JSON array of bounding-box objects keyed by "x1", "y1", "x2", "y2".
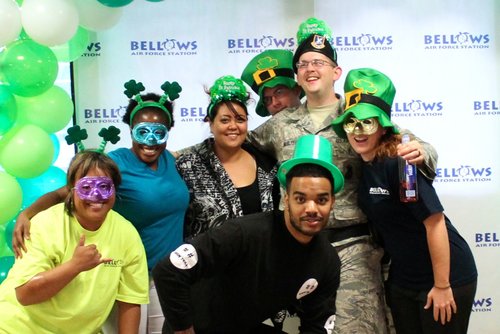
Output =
[
  {"x1": 255, "y1": 77, "x2": 299, "y2": 117},
  {"x1": 332, "y1": 103, "x2": 399, "y2": 139},
  {"x1": 278, "y1": 157, "x2": 344, "y2": 194}
]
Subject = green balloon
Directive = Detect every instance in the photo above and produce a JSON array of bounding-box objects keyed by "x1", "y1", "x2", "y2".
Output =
[
  {"x1": 0, "y1": 85, "x2": 17, "y2": 135},
  {"x1": 0, "y1": 172, "x2": 22, "y2": 226},
  {"x1": 0, "y1": 247, "x2": 14, "y2": 258},
  {"x1": 0, "y1": 244, "x2": 14, "y2": 256},
  {"x1": 0, "y1": 124, "x2": 54, "y2": 178},
  {"x1": 0, "y1": 39, "x2": 58, "y2": 97},
  {"x1": 0, "y1": 256, "x2": 15, "y2": 284},
  {"x1": 15, "y1": 85, "x2": 74, "y2": 133},
  {"x1": 0, "y1": 225, "x2": 7, "y2": 254},
  {"x1": 51, "y1": 26, "x2": 90, "y2": 62},
  {"x1": 4, "y1": 217, "x2": 16, "y2": 251},
  {"x1": 97, "y1": 0, "x2": 134, "y2": 7},
  {"x1": 18, "y1": 29, "x2": 29, "y2": 40}
]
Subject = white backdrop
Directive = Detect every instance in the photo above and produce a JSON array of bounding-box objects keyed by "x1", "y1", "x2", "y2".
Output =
[{"x1": 72, "y1": 0, "x2": 500, "y2": 332}]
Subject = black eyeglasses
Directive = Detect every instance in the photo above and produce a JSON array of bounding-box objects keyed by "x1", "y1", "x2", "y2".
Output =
[
  {"x1": 296, "y1": 59, "x2": 336, "y2": 70},
  {"x1": 263, "y1": 88, "x2": 288, "y2": 106}
]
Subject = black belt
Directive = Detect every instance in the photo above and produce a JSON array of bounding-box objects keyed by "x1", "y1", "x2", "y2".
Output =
[{"x1": 322, "y1": 224, "x2": 370, "y2": 243}]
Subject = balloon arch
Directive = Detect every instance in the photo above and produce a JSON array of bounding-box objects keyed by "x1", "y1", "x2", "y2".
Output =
[{"x1": 0, "y1": 0, "x2": 159, "y2": 282}]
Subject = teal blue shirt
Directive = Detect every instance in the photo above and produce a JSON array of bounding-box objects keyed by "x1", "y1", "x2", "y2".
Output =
[{"x1": 108, "y1": 148, "x2": 189, "y2": 271}]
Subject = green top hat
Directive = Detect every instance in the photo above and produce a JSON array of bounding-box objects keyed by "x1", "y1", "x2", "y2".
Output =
[
  {"x1": 293, "y1": 17, "x2": 337, "y2": 73},
  {"x1": 207, "y1": 75, "x2": 249, "y2": 118},
  {"x1": 278, "y1": 134, "x2": 344, "y2": 194},
  {"x1": 332, "y1": 68, "x2": 398, "y2": 139},
  {"x1": 241, "y1": 50, "x2": 298, "y2": 117}
]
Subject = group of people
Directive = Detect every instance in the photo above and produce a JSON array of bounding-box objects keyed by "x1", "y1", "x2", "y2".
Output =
[{"x1": 0, "y1": 17, "x2": 477, "y2": 334}]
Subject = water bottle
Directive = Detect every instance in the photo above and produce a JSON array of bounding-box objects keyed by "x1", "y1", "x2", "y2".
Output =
[{"x1": 399, "y1": 134, "x2": 418, "y2": 202}]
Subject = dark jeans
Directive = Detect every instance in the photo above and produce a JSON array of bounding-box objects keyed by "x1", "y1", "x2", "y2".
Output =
[{"x1": 386, "y1": 281, "x2": 477, "y2": 334}]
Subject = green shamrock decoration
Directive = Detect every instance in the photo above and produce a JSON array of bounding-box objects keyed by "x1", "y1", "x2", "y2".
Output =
[
  {"x1": 98, "y1": 126, "x2": 121, "y2": 144},
  {"x1": 353, "y1": 79, "x2": 378, "y2": 94},
  {"x1": 124, "y1": 80, "x2": 146, "y2": 99},
  {"x1": 64, "y1": 125, "x2": 121, "y2": 153},
  {"x1": 256, "y1": 57, "x2": 279, "y2": 71},
  {"x1": 124, "y1": 79, "x2": 182, "y2": 126},
  {"x1": 97, "y1": 126, "x2": 121, "y2": 152},
  {"x1": 65, "y1": 125, "x2": 88, "y2": 151},
  {"x1": 161, "y1": 81, "x2": 182, "y2": 101}
]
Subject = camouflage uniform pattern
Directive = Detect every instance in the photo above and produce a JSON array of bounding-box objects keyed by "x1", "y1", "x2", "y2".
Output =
[{"x1": 248, "y1": 99, "x2": 438, "y2": 334}]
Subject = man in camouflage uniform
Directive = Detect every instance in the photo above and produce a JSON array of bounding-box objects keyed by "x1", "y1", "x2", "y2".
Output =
[{"x1": 248, "y1": 18, "x2": 438, "y2": 334}]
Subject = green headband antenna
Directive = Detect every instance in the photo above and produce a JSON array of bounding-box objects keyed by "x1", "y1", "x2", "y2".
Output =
[
  {"x1": 65, "y1": 125, "x2": 121, "y2": 153},
  {"x1": 124, "y1": 79, "x2": 182, "y2": 125}
]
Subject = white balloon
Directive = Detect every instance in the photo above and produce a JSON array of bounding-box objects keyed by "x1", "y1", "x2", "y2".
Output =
[
  {"x1": 21, "y1": 0, "x2": 79, "y2": 47},
  {"x1": 74, "y1": 0, "x2": 123, "y2": 32},
  {"x1": 0, "y1": 0, "x2": 22, "y2": 47}
]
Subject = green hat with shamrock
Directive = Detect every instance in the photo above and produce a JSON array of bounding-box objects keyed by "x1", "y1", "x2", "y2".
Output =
[
  {"x1": 331, "y1": 68, "x2": 398, "y2": 139},
  {"x1": 241, "y1": 50, "x2": 299, "y2": 117},
  {"x1": 292, "y1": 17, "x2": 337, "y2": 73},
  {"x1": 207, "y1": 75, "x2": 249, "y2": 118},
  {"x1": 278, "y1": 134, "x2": 344, "y2": 194}
]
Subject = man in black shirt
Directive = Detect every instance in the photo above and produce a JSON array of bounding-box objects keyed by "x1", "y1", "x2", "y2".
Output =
[{"x1": 153, "y1": 134, "x2": 344, "y2": 334}]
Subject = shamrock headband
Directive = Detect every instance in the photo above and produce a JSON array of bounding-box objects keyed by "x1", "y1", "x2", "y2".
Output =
[
  {"x1": 207, "y1": 75, "x2": 249, "y2": 118},
  {"x1": 124, "y1": 79, "x2": 182, "y2": 125},
  {"x1": 65, "y1": 125, "x2": 121, "y2": 153}
]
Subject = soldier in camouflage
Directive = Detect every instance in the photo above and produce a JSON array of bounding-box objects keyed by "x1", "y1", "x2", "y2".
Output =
[{"x1": 247, "y1": 18, "x2": 438, "y2": 334}]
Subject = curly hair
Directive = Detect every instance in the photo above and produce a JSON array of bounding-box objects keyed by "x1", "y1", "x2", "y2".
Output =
[
  {"x1": 374, "y1": 132, "x2": 402, "y2": 160},
  {"x1": 122, "y1": 93, "x2": 175, "y2": 129}
]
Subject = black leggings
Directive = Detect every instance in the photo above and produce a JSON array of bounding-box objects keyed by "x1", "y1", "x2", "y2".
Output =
[{"x1": 386, "y1": 281, "x2": 477, "y2": 334}]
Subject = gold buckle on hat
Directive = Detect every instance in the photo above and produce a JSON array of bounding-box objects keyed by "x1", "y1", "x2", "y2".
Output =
[
  {"x1": 345, "y1": 88, "x2": 363, "y2": 110},
  {"x1": 253, "y1": 69, "x2": 277, "y2": 86}
]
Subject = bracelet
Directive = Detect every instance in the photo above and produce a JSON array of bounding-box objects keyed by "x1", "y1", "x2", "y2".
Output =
[{"x1": 434, "y1": 284, "x2": 451, "y2": 289}]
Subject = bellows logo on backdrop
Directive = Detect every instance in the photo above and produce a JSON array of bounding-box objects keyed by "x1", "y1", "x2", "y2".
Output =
[
  {"x1": 83, "y1": 105, "x2": 127, "y2": 124},
  {"x1": 82, "y1": 42, "x2": 102, "y2": 58},
  {"x1": 434, "y1": 165, "x2": 492, "y2": 183},
  {"x1": 423, "y1": 31, "x2": 490, "y2": 49},
  {"x1": 178, "y1": 106, "x2": 207, "y2": 123},
  {"x1": 331, "y1": 33, "x2": 393, "y2": 52},
  {"x1": 227, "y1": 35, "x2": 294, "y2": 54},
  {"x1": 472, "y1": 297, "x2": 493, "y2": 313},
  {"x1": 475, "y1": 232, "x2": 499, "y2": 248},
  {"x1": 130, "y1": 37, "x2": 198, "y2": 56},
  {"x1": 392, "y1": 99, "x2": 444, "y2": 118},
  {"x1": 473, "y1": 100, "x2": 499, "y2": 116}
]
